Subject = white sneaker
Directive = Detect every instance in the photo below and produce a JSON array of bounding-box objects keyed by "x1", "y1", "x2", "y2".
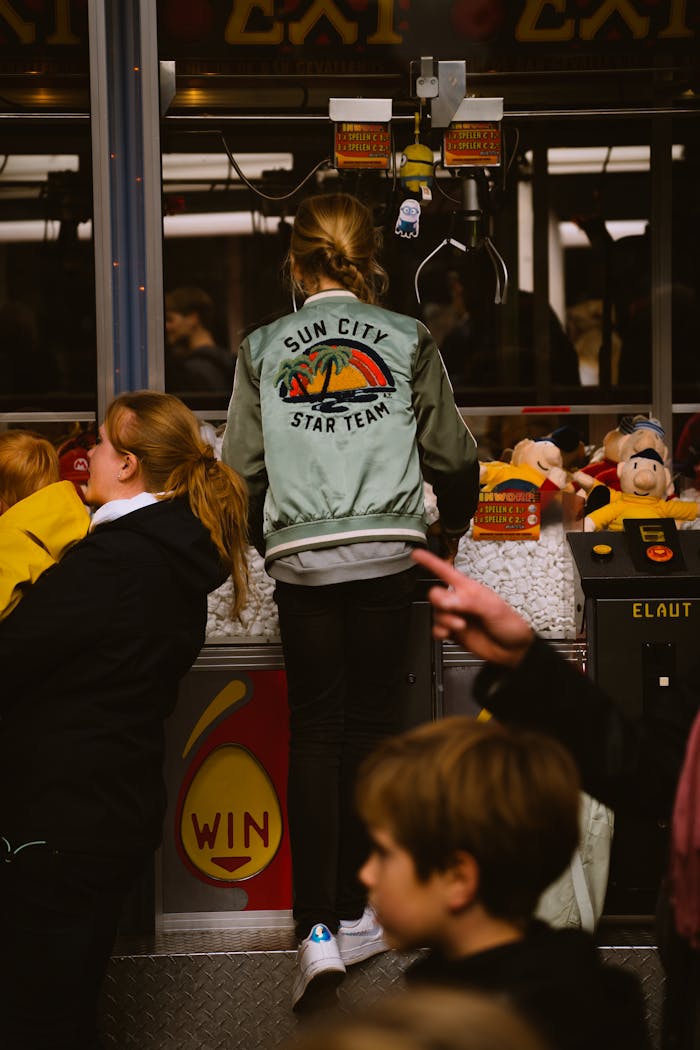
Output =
[
  {"x1": 291, "y1": 923, "x2": 346, "y2": 1010},
  {"x1": 337, "y1": 905, "x2": 389, "y2": 965}
]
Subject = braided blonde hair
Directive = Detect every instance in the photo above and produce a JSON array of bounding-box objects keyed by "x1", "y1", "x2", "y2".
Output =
[
  {"x1": 290, "y1": 193, "x2": 388, "y2": 304},
  {"x1": 105, "y1": 391, "x2": 248, "y2": 617}
]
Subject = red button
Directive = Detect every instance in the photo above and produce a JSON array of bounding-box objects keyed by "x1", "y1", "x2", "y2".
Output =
[{"x1": 646, "y1": 545, "x2": 674, "y2": 563}]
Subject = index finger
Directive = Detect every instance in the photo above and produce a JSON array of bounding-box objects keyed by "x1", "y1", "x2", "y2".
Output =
[{"x1": 411, "y1": 547, "x2": 465, "y2": 588}]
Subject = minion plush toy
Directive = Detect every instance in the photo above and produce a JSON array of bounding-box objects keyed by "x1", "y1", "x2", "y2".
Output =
[
  {"x1": 395, "y1": 113, "x2": 434, "y2": 240},
  {"x1": 400, "y1": 140, "x2": 434, "y2": 199}
]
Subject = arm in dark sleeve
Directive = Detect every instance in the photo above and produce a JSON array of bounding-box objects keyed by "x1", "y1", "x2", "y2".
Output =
[
  {"x1": 411, "y1": 322, "x2": 479, "y2": 535},
  {"x1": 474, "y1": 635, "x2": 699, "y2": 818},
  {"x1": 221, "y1": 338, "x2": 267, "y2": 556},
  {"x1": 0, "y1": 540, "x2": 120, "y2": 712}
]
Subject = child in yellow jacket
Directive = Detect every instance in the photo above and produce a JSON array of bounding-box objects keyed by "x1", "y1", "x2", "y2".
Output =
[{"x1": 0, "y1": 431, "x2": 89, "y2": 620}]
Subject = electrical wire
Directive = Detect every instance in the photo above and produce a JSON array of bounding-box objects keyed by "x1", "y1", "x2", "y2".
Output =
[
  {"x1": 217, "y1": 131, "x2": 330, "y2": 202},
  {"x1": 598, "y1": 143, "x2": 613, "y2": 198},
  {"x1": 503, "y1": 125, "x2": 520, "y2": 179},
  {"x1": 390, "y1": 124, "x2": 398, "y2": 192},
  {"x1": 431, "y1": 163, "x2": 462, "y2": 205}
]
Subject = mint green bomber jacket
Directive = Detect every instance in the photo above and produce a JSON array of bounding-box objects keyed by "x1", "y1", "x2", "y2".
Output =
[{"x1": 222, "y1": 290, "x2": 479, "y2": 565}]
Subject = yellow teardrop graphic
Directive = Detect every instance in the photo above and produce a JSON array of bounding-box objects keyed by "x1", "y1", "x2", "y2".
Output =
[
  {"x1": 182, "y1": 678, "x2": 248, "y2": 759},
  {"x1": 180, "y1": 744, "x2": 283, "y2": 882}
]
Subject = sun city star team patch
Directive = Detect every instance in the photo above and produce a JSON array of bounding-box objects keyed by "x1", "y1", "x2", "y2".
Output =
[{"x1": 275, "y1": 323, "x2": 396, "y2": 434}]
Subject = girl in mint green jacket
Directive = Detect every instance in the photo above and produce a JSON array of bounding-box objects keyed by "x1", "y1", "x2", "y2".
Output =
[{"x1": 223, "y1": 193, "x2": 479, "y2": 1010}]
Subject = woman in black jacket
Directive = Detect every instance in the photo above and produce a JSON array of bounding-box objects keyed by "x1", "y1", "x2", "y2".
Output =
[{"x1": 0, "y1": 391, "x2": 248, "y2": 1050}]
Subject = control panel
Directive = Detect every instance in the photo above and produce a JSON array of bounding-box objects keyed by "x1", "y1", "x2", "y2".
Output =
[{"x1": 568, "y1": 519, "x2": 699, "y2": 599}]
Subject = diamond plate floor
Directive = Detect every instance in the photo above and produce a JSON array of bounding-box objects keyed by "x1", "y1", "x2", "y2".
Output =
[{"x1": 100, "y1": 927, "x2": 664, "y2": 1049}]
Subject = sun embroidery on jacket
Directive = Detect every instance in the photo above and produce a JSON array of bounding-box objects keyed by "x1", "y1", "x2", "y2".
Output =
[{"x1": 275, "y1": 339, "x2": 396, "y2": 414}]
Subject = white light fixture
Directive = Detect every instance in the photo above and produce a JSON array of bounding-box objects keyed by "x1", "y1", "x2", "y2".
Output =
[
  {"x1": 162, "y1": 212, "x2": 282, "y2": 237},
  {"x1": 524, "y1": 144, "x2": 684, "y2": 174},
  {"x1": 0, "y1": 155, "x2": 80, "y2": 181},
  {"x1": 0, "y1": 219, "x2": 78, "y2": 242},
  {"x1": 0, "y1": 212, "x2": 283, "y2": 242},
  {"x1": 559, "y1": 219, "x2": 648, "y2": 247},
  {"x1": 161, "y1": 152, "x2": 294, "y2": 182}
]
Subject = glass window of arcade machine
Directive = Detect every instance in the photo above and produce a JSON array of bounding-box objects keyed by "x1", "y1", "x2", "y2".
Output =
[
  {"x1": 156, "y1": 77, "x2": 694, "y2": 482},
  {"x1": 159, "y1": 146, "x2": 296, "y2": 421},
  {"x1": 670, "y1": 114, "x2": 700, "y2": 501},
  {"x1": 0, "y1": 10, "x2": 96, "y2": 469},
  {"x1": 412, "y1": 119, "x2": 668, "y2": 467}
]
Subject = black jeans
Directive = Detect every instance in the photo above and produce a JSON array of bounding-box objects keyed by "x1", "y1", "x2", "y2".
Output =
[
  {"x1": 0, "y1": 843, "x2": 147, "y2": 1050},
  {"x1": 275, "y1": 568, "x2": 416, "y2": 940}
]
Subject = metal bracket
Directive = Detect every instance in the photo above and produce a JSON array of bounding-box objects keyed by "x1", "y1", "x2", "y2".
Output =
[
  {"x1": 431, "y1": 60, "x2": 467, "y2": 129},
  {"x1": 414, "y1": 56, "x2": 438, "y2": 99},
  {"x1": 411, "y1": 57, "x2": 466, "y2": 127}
]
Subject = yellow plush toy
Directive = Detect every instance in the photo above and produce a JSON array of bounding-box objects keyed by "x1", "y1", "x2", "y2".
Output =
[
  {"x1": 399, "y1": 111, "x2": 434, "y2": 200},
  {"x1": 480, "y1": 437, "x2": 569, "y2": 488},
  {"x1": 575, "y1": 415, "x2": 670, "y2": 498},
  {"x1": 400, "y1": 141, "x2": 434, "y2": 195},
  {"x1": 480, "y1": 438, "x2": 573, "y2": 509},
  {"x1": 584, "y1": 448, "x2": 697, "y2": 532}
]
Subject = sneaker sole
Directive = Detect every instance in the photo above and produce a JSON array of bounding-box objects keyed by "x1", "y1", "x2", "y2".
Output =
[{"x1": 292, "y1": 965, "x2": 346, "y2": 1012}]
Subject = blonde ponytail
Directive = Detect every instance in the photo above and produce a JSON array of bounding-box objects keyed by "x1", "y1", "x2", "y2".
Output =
[{"x1": 105, "y1": 391, "x2": 249, "y2": 617}]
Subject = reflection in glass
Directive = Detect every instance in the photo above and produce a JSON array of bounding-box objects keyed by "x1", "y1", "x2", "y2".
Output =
[{"x1": 0, "y1": 153, "x2": 96, "y2": 412}]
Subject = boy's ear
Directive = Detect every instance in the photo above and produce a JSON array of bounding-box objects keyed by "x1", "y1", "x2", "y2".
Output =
[{"x1": 445, "y1": 851, "x2": 480, "y2": 911}]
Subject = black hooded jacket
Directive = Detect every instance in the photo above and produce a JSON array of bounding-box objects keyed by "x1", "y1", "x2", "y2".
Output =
[
  {"x1": 474, "y1": 636, "x2": 700, "y2": 820},
  {"x1": 0, "y1": 499, "x2": 227, "y2": 857},
  {"x1": 408, "y1": 920, "x2": 651, "y2": 1050}
]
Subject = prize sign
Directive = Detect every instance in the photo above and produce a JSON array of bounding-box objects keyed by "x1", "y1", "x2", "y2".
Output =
[
  {"x1": 334, "y1": 122, "x2": 391, "y2": 170},
  {"x1": 473, "y1": 490, "x2": 541, "y2": 541},
  {"x1": 172, "y1": 669, "x2": 292, "y2": 910},
  {"x1": 443, "y1": 122, "x2": 502, "y2": 168}
]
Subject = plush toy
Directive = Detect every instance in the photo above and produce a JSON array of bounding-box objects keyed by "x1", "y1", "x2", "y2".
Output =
[
  {"x1": 395, "y1": 112, "x2": 433, "y2": 240},
  {"x1": 584, "y1": 448, "x2": 697, "y2": 532},
  {"x1": 592, "y1": 416, "x2": 669, "y2": 493},
  {"x1": 400, "y1": 141, "x2": 434, "y2": 198},
  {"x1": 576, "y1": 416, "x2": 635, "y2": 489},
  {"x1": 395, "y1": 198, "x2": 422, "y2": 239},
  {"x1": 399, "y1": 112, "x2": 434, "y2": 202},
  {"x1": 574, "y1": 415, "x2": 672, "y2": 514},
  {"x1": 548, "y1": 425, "x2": 587, "y2": 471},
  {"x1": 480, "y1": 438, "x2": 573, "y2": 511}
]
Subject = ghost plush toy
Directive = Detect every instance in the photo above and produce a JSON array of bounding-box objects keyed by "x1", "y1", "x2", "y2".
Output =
[{"x1": 584, "y1": 448, "x2": 697, "y2": 532}]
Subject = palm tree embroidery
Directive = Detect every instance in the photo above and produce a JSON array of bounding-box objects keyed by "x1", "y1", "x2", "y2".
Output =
[
  {"x1": 275, "y1": 355, "x2": 314, "y2": 397},
  {"x1": 310, "y1": 344, "x2": 353, "y2": 395}
]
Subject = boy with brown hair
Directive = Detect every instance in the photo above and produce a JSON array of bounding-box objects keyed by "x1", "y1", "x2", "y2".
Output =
[
  {"x1": 357, "y1": 716, "x2": 651, "y2": 1050},
  {"x1": 0, "y1": 430, "x2": 89, "y2": 619}
]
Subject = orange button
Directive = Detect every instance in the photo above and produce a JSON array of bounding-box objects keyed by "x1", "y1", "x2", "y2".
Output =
[{"x1": 646, "y1": 544, "x2": 674, "y2": 563}]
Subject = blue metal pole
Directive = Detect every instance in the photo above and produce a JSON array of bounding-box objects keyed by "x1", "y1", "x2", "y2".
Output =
[{"x1": 89, "y1": 0, "x2": 164, "y2": 418}]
